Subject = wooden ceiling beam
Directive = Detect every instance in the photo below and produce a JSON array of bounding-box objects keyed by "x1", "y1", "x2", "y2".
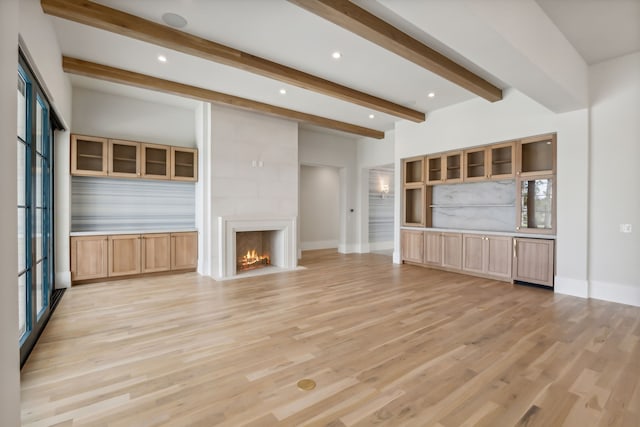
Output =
[
  {"x1": 42, "y1": 0, "x2": 424, "y2": 123},
  {"x1": 62, "y1": 57, "x2": 385, "y2": 139},
  {"x1": 288, "y1": 0, "x2": 503, "y2": 102}
]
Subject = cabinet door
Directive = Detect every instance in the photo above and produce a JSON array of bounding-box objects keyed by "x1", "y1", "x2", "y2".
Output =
[
  {"x1": 513, "y1": 238, "x2": 554, "y2": 287},
  {"x1": 426, "y1": 155, "x2": 443, "y2": 184},
  {"x1": 403, "y1": 186, "x2": 425, "y2": 226},
  {"x1": 70, "y1": 236, "x2": 108, "y2": 281},
  {"x1": 171, "y1": 232, "x2": 198, "y2": 270},
  {"x1": 108, "y1": 235, "x2": 141, "y2": 277},
  {"x1": 423, "y1": 232, "x2": 442, "y2": 265},
  {"x1": 488, "y1": 142, "x2": 515, "y2": 179},
  {"x1": 71, "y1": 135, "x2": 108, "y2": 176},
  {"x1": 403, "y1": 156, "x2": 425, "y2": 185},
  {"x1": 141, "y1": 143, "x2": 171, "y2": 179},
  {"x1": 171, "y1": 147, "x2": 198, "y2": 181},
  {"x1": 517, "y1": 134, "x2": 556, "y2": 176},
  {"x1": 441, "y1": 233, "x2": 462, "y2": 270},
  {"x1": 444, "y1": 151, "x2": 463, "y2": 183},
  {"x1": 141, "y1": 234, "x2": 171, "y2": 273},
  {"x1": 462, "y1": 234, "x2": 485, "y2": 274},
  {"x1": 108, "y1": 139, "x2": 140, "y2": 178},
  {"x1": 485, "y1": 235, "x2": 512, "y2": 279},
  {"x1": 401, "y1": 230, "x2": 424, "y2": 263},
  {"x1": 463, "y1": 148, "x2": 488, "y2": 182}
]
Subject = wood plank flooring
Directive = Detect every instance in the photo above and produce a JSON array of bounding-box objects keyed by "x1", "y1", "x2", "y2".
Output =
[{"x1": 21, "y1": 250, "x2": 640, "y2": 426}]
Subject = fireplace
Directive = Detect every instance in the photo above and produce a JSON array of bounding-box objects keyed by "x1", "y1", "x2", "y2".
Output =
[
  {"x1": 236, "y1": 231, "x2": 273, "y2": 272},
  {"x1": 217, "y1": 216, "x2": 297, "y2": 279}
]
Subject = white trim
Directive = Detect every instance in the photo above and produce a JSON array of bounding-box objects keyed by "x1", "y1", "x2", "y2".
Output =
[
  {"x1": 554, "y1": 276, "x2": 588, "y2": 299},
  {"x1": 55, "y1": 271, "x2": 71, "y2": 289},
  {"x1": 217, "y1": 216, "x2": 297, "y2": 280},
  {"x1": 301, "y1": 240, "x2": 338, "y2": 250},
  {"x1": 369, "y1": 241, "x2": 394, "y2": 251},
  {"x1": 392, "y1": 250, "x2": 401, "y2": 264},
  {"x1": 338, "y1": 243, "x2": 358, "y2": 254},
  {"x1": 590, "y1": 280, "x2": 640, "y2": 307}
]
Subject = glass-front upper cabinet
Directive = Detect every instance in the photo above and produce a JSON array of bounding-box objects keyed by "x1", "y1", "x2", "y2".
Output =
[
  {"x1": 141, "y1": 143, "x2": 170, "y2": 179},
  {"x1": 71, "y1": 135, "x2": 108, "y2": 176},
  {"x1": 517, "y1": 134, "x2": 556, "y2": 176},
  {"x1": 517, "y1": 177, "x2": 554, "y2": 233}
]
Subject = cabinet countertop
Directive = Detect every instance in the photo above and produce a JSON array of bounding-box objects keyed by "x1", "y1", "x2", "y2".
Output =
[
  {"x1": 400, "y1": 227, "x2": 555, "y2": 239},
  {"x1": 70, "y1": 229, "x2": 197, "y2": 237}
]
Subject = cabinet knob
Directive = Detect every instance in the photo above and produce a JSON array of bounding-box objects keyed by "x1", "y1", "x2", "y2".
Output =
[{"x1": 516, "y1": 227, "x2": 520, "y2": 230}]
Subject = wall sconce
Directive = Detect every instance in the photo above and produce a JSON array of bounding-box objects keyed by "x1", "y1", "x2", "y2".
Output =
[{"x1": 380, "y1": 183, "x2": 389, "y2": 199}]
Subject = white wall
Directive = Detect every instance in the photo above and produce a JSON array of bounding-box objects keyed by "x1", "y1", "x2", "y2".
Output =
[
  {"x1": 0, "y1": 1, "x2": 21, "y2": 424},
  {"x1": 299, "y1": 128, "x2": 359, "y2": 253},
  {"x1": 394, "y1": 89, "x2": 590, "y2": 300},
  {"x1": 357, "y1": 131, "x2": 395, "y2": 252},
  {"x1": 300, "y1": 165, "x2": 340, "y2": 250},
  {"x1": 209, "y1": 105, "x2": 298, "y2": 277},
  {"x1": 72, "y1": 87, "x2": 196, "y2": 146},
  {"x1": 588, "y1": 52, "x2": 640, "y2": 306}
]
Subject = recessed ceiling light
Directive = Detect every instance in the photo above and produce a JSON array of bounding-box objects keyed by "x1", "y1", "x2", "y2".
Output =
[
  {"x1": 428, "y1": 92, "x2": 435, "y2": 98},
  {"x1": 162, "y1": 12, "x2": 188, "y2": 28},
  {"x1": 332, "y1": 51, "x2": 342, "y2": 59},
  {"x1": 279, "y1": 88, "x2": 287, "y2": 95},
  {"x1": 157, "y1": 54, "x2": 167, "y2": 63},
  {"x1": 369, "y1": 114, "x2": 375, "y2": 119}
]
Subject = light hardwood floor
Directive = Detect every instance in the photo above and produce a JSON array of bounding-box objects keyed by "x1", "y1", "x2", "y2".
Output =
[{"x1": 21, "y1": 250, "x2": 640, "y2": 426}]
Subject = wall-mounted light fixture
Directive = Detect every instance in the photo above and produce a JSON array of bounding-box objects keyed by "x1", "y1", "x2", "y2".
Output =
[{"x1": 380, "y1": 183, "x2": 389, "y2": 198}]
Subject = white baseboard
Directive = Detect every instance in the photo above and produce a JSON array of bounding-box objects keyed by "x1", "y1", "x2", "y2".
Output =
[
  {"x1": 338, "y1": 244, "x2": 358, "y2": 254},
  {"x1": 392, "y1": 251, "x2": 401, "y2": 264},
  {"x1": 554, "y1": 276, "x2": 588, "y2": 299},
  {"x1": 301, "y1": 240, "x2": 338, "y2": 251},
  {"x1": 590, "y1": 280, "x2": 640, "y2": 307},
  {"x1": 55, "y1": 271, "x2": 71, "y2": 289},
  {"x1": 369, "y1": 241, "x2": 394, "y2": 251}
]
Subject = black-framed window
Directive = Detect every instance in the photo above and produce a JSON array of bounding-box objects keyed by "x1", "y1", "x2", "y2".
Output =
[{"x1": 18, "y1": 52, "x2": 57, "y2": 365}]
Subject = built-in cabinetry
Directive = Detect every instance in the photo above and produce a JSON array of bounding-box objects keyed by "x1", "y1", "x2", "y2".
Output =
[
  {"x1": 70, "y1": 231, "x2": 197, "y2": 282},
  {"x1": 71, "y1": 134, "x2": 198, "y2": 182},
  {"x1": 71, "y1": 135, "x2": 108, "y2": 176},
  {"x1": 70, "y1": 235, "x2": 108, "y2": 280},
  {"x1": 402, "y1": 230, "x2": 552, "y2": 286},
  {"x1": 512, "y1": 238, "x2": 554, "y2": 287},
  {"x1": 141, "y1": 234, "x2": 172, "y2": 273},
  {"x1": 462, "y1": 234, "x2": 512, "y2": 280},
  {"x1": 402, "y1": 156, "x2": 431, "y2": 226},
  {"x1": 171, "y1": 232, "x2": 199, "y2": 270}
]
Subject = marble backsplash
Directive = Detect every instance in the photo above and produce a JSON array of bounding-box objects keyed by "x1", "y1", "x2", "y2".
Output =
[{"x1": 432, "y1": 180, "x2": 516, "y2": 231}]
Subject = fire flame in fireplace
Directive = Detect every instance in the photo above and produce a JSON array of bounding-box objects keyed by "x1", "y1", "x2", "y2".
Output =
[{"x1": 237, "y1": 249, "x2": 270, "y2": 271}]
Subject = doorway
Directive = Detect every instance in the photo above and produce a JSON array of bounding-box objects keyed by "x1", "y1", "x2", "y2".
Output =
[{"x1": 299, "y1": 165, "x2": 341, "y2": 251}]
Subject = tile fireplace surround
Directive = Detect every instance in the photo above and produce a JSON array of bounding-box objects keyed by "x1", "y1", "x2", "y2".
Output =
[{"x1": 217, "y1": 216, "x2": 298, "y2": 280}]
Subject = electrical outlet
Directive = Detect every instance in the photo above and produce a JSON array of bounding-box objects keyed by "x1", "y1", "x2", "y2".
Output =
[{"x1": 620, "y1": 224, "x2": 632, "y2": 233}]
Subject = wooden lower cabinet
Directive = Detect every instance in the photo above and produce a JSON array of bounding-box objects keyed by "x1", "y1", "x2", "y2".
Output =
[
  {"x1": 142, "y1": 234, "x2": 171, "y2": 273},
  {"x1": 462, "y1": 234, "x2": 512, "y2": 280},
  {"x1": 108, "y1": 235, "x2": 142, "y2": 277},
  {"x1": 401, "y1": 230, "x2": 424, "y2": 263},
  {"x1": 513, "y1": 238, "x2": 555, "y2": 287},
  {"x1": 70, "y1": 235, "x2": 108, "y2": 281},
  {"x1": 71, "y1": 231, "x2": 197, "y2": 283},
  {"x1": 441, "y1": 233, "x2": 462, "y2": 270},
  {"x1": 423, "y1": 231, "x2": 442, "y2": 265},
  {"x1": 171, "y1": 232, "x2": 198, "y2": 270}
]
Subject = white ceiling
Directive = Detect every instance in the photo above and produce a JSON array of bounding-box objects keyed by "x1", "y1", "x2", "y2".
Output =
[
  {"x1": 49, "y1": 0, "x2": 640, "y2": 136},
  {"x1": 536, "y1": 0, "x2": 640, "y2": 65}
]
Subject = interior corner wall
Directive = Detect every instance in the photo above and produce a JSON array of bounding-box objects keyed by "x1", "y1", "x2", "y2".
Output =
[
  {"x1": 588, "y1": 52, "x2": 640, "y2": 306},
  {"x1": 356, "y1": 131, "x2": 395, "y2": 253},
  {"x1": 209, "y1": 105, "x2": 298, "y2": 278},
  {"x1": 195, "y1": 102, "x2": 212, "y2": 276},
  {"x1": 394, "y1": 89, "x2": 590, "y2": 297},
  {"x1": 0, "y1": 1, "x2": 21, "y2": 425},
  {"x1": 72, "y1": 87, "x2": 197, "y2": 147},
  {"x1": 299, "y1": 128, "x2": 359, "y2": 253}
]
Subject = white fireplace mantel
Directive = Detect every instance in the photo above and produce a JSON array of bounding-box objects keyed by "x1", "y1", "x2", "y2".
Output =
[{"x1": 217, "y1": 216, "x2": 297, "y2": 280}]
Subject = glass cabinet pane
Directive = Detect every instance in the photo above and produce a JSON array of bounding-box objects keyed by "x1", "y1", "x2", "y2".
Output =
[{"x1": 519, "y1": 178, "x2": 553, "y2": 230}]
